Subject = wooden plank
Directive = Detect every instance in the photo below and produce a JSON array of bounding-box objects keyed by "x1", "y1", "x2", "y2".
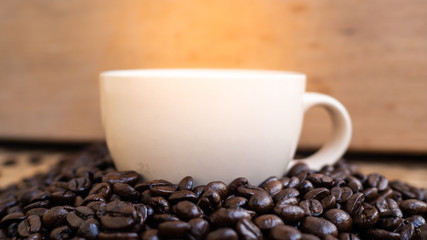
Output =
[{"x1": 0, "y1": 1, "x2": 426, "y2": 153}]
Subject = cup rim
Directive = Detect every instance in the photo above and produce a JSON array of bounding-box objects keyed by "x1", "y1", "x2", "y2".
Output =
[{"x1": 100, "y1": 68, "x2": 306, "y2": 80}]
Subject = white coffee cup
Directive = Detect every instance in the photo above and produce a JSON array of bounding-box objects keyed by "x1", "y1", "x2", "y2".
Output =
[{"x1": 100, "y1": 69, "x2": 351, "y2": 186}]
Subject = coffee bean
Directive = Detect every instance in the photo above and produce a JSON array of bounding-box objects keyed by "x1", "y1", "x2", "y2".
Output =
[
  {"x1": 169, "y1": 190, "x2": 198, "y2": 204},
  {"x1": 77, "y1": 218, "x2": 100, "y2": 239},
  {"x1": 299, "y1": 180, "x2": 315, "y2": 195},
  {"x1": 148, "y1": 196, "x2": 170, "y2": 214},
  {"x1": 390, "y1": 180, "x2": 418, "y2": 200},
  {"x1": 288, "y1": 177, "x2": 301, "y2": 189},
  {"x1": 152, "y1": 214, "x2": 179, "y2": 225},
  {"x1": 299, "y1": 199, "x2": 323, "y2": 217},
  {"x1": 197, "y1": 190, "x2": 222, "y2": 213},
  {"x1": 324, "y1": 209, "x2": 353, "y2": 232},
  {"x1": 264, "y1": 180, "x2": 284, "y2": 197},
  {"x1": 209, "y1": 208, "x2": 252, "y2": 228},
  {"x1": 149, "y1": 179, "x2": 174, "y2": 188},
  {"x1": 248, "y1": 191, "x2": 274, "y2": 214},
  {"x1": 367, "y1": 173, "x2": 388, "y2": 191},
  {"x1": 82, "y1": 194, "x2": 106, "y2": 206},
  {"x1": 301, "y1": 233, "x2": 321, "y2": 240},
  {"x1": 26, "y1": 208, "x2": 47, "y2": 218},
  {"x1": 345, "y1": 192, "x2": 365, "y2": 215},
  {"x1": 237, "y1": 185, "x2": 264, "y2": 199},
  {"x1": 269, "y1": 225, "x2": 302, "y2": 240},
  {"x1": 406, "y1": 215, "x2": 425, "y2": 228},
  {"x1": 66, "y1": 206, "x2": 95, "y2": 229},
  {"x1": 188, "y1": 218, "x2": 210, "y2": 240},
  {"x1": 377, "y1": 217, "x2": 405, "y2": 231},
  {"x1": 98, "y1": 232, "x2": 139, "y2": 240},
  {"x1": 331, "y1": 187, "x2": 353, "y2": 203},
  {"x1": 321, "y1": 195, "x2": 337, "y2": 210},
  {"x1": 141, "y1": 229, "x2": 160, "y2": 240},
  {"x1": 300, "y1": 216, "x2": 338, "y2": 238},
  {"x1": 254, "y1": 214, "x2": 284, "y2": 232},
  {"x1": 100, "y1": 201, "x2": 137, "y2": 230},
  {"x1": 42, "y1": 207, "x2": 70, "y2": 229},
  {"x1": 50, "y1": 225, "x2": 72, "y2": 240},
  {"x1": 363, "y1": 187, "x2": 379, "y2": 201},
  {"x1": 338, "y1": 232, "x2": 361, "y2": 240},
  {"x1": 224, "y1": 196, "x2": 248, "y2": 209},
  {"x1": 193, "y1": 185, "x2": 206, "y2": 198},
  {"x1": 102, "y1": 171, "x2": 139, "y2": 186},
  {"x1": 352, "y1": 203, "x2": 379, "y2": 228},
  {"x1": 134, "y1": 182, "x2": 150, "y2": 192},
  {"x1": 23, "y1": 200, "x2": 49, "y2": 213},
  {"x1": 0, "y1": 212, "x2": 25, "y2": 228},
  {"x1": 399, "y1": 199, "x2": 427, "y2": 215},
  {"x1": 303, "y1": 188, "x2": 330, "y2": 201},
  {"x1": 205, "y1": 181, "x2": 229, "y2": 200},
  {"x1": 158, "y1": 220, "x2": 190, "y2": 238},
  {"x1": 394, "y1": 221, "x2": 415, "y2": 240},
  {"x1": 27, "y1": 233, "x2": 43, "y2": 240},
  {"x1": 111, "y1": 183, "x2": 138, "y2": 200},
  {"x1": 178, "y1": 176, "x2": 193, "y2": 191},
  {"x1": 274, "y1": 188, "x2": 300, "y2": 202},
  {"x1": 365, "y1": 229, "x2": 400, "y2": 240},
  {"x1": 259, "y1": 176, "x2": 279, "y2": 189},
  {"x1": 346, "y1": 176, "x2": 363, "y2": 193},
  {"x1": 51, "y1": 190, "x2": 76, "y2": 205},
  {"x1": 150, "y1": 185, "x2": 177, "y2": 198},
  {"x1": 307, "y1": 174, "x2": 334, "y2": 188},
  {"x1": 275, "y1": 197, "x2": 299, "y2": 207},
  {"x1": 274, "y1": 205, "x2": 305, "y2": 225},
  {"x1": 229, "y1": 178, "x2": 249, "y2": 194},
  {"x1": 175, "y1": 200, "x2": 204, "y2": 221},
  {"x1": 288, "y1": 163, "x2": 310, "y2": 177},
  {"x1": 236, "y1": 218, "x2": 263, "y2": 240},
  {"x1": 18, "y1": 215, "x2": 41, "y2": 237},
  {"x1": 375, "y1": 198, "x2": 403, "y2": 218},
  {"x1": 68, "y1": 177, "x2": 91, "y2": 194},
  {"x1": 206, "y1": 228, "x2": 238, "y2": 240}
]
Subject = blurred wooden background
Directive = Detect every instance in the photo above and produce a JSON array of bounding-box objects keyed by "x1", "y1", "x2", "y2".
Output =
[{"x1": 1, "y1": 0, "x2": 427, "y2": 153}]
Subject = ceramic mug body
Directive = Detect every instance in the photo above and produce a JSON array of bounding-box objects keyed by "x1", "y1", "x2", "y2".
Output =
[{"x1": 100, "y1": 69, "x2": 351, "y2": 185}]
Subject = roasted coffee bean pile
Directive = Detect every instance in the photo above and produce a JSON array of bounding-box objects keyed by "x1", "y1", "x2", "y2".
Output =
[{"x1": 0, "y1": 145, "x2": 426, "y2": 240}]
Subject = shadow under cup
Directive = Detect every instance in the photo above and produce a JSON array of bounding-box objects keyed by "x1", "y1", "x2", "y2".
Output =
[{"x1": 100, "y1": 69, "x2": 351, "y2": 186}]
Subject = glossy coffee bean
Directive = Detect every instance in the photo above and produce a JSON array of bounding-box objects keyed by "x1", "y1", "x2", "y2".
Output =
[
  {"x1": 307, "y1": 174, "x2": 334, "y2": 188},
  {"x1": 228, "y1": 177, "x2": 249, "y2": 194},
  {"x1": 331, "y1": 187, "x2": 353, "y2": 203},
  {"x1": 237, "y1": 185, "x2": 264, "y2": 199},
  {"x1": 175, "y1": 200, "x2": 204, "y2": 221},
  {"x1": 50, "y1": 225, "x2": 72, "y2": 240},
  {"x1": 264, "y1": 180, "x2": 284, "y2": 197},
  {"x1": 224, "y1": 196, "x2": 248, "y2": 209},
  {"x1": 68, "y1": 177, "x2": 91, "y2": 194},
  {"x1": 301, "y1": 233, "x2": 321, "y2": 240},
  {"x1": 365, "y1": 229, "x2": 400, "y2": 240},
  {"x1": 209, "y1": 208, "x2": 252, "y2": 228},
  {"x1": 299, "y1": 199, "x2": 323, "y2": 217},
  {"x1": 321, "y1": 195, "x2": 336, "y2": 210},
  {"x1": 287, "y1": 163, "x2": 310, "y2": 177},
  {"x1": 66, "y1": 206, "x2": 95, "y2": 229},
  {"x1": 352, "y1": 203, "x2": 379, "y2": 228},
  {"x1": 406, "y1": 215, "x2": 426, "y2": 228},
  {"x1": 399, "y1": 199, "x2": 427, "y2": 215},
  {"x1": 102, "y1": 171, "x2": 139, "y2": 186},
  {"x1": 205, "y1": 181, "x2": 229, "y2": 200},
  {"x1": 178, "y1": 176, "x2": 193, "y2": 191},
  {"x1": 158, "y1": 220, "x2": 190, "y2": 238},
  {"x1": 248, "y1": 191, "x2": 274, "y2": 214},
  {"x1": 236, "y1": 218, "x2": 263, "y2": 240},
  {"x1": 338, "y1": 232, "x2": 361, "y2": 240},
  {"x1": 206, "y1": 228, "x2": 238, "y2": 240},
  {"x1": 188, "y1": 218, "x2": 210, "y2": 240},
  {"x1": 141, "y1": 229, "x2": 160, "y2": 240},
  {"x1": 77, "y1": 218, "x2": 100, "y2": 239},
  {"x1": 274, "y1": 188, "x2": 300, "y2": 202},
  {"x1": 148, "y1": 196, "x2": 170, "y2": 214},
  {"x1": 375, "y1": 198, "x2": 403, "y2": 218},
  {"x1": 274, "y1": 205, "x2": 305, "y2": 225},
  {"x1": 112, "y1": 183, "x2": 139, "y2": 200},
  {"x1": 324, "y1": 209, "x2": 353, "y2": 232},
  {"x1": 100, "y1": 201, "x2": 137, "y2": 230},
  {"x1": 303, "y1": 188, "x2": 330, "y2": 201},
  {"x1": 345, "y1": 192, "x2": 364, "y2": 215},
  {"x1": 301, "y1": 216, "x2": 338, "y2": 238},
  {"x1": 169, "y1": 190, "x2": 198, "y2": 204},
  {"x1": 367, "y1": 173, "x2": 388, "y2": 191},
  {"x1": 269, "y1": 225, "x2": 302, "y2": 240},
  {"x1": 98, "y1": 232, "x2": 139, "y2": 240},
  {"x1": 17, "y1": 215, "x2": 41, "y2": 237},
  {"x1": 197, "y1": 190, "x2": 222, "y2": 213},
  {"x1": 254, "y1": 214, "x2": 284, "y2": 232},
  {"x1": 42, "y1": 207, "x2": 70, "y2": 228},
  {"x1": 150, "y1": 185, "x2": 177, "y2": 198}
]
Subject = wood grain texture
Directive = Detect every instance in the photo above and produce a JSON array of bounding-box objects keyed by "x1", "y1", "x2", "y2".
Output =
[{"x1": 0, "y1": 1, "x2": 426, "y2": 153}]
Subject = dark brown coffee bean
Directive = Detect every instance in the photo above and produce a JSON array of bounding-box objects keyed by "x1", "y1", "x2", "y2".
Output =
[
  {"x1": 259, "y1": 176, "x2": 279, "y2": 189},
  {"x1": 158, "y1": 220, "x2": 190, "y2": 238},
  {"x1": 102, "y1": 171, "x2": 139, "y2": 186},
  {"x1": 100, "y1": 201, "x2": 137, "y2": 230},
  {"x1": 188, "y1": 218, "x2": 210, "y2": 240},
  {"x1": 51, "y1": 191, "x2": 76, "y2": 205},
  {"x1": 287, "y1": 177, "x2": 301, "y2": 189},
  {"x1": 98, "y1": 232, "x2": 138, "y2": 240},
  {"x1": 50, "y1": 225, "x2": 72, "y2": 240},
  {"x1": 303, "y1": 188, "x2": 330, "y2": 201},
  {"x1": 264, "y1": 180, "x2": 284, "y2": 197},
  {"x1": 42, "y1": 207, "x2": 70, "y2": 228},
  {"x1": 253, "y1": 214, "x2": 284, "y2": 232},
  {"x1": 365, "y1": 229, "x2": 400, "y2": 240},
  {"x1": 209, "y1": 208, "x2": 252, "y2": 228},
  {"x1": 149, "y1": 179, "x2": 174, "y2": 188},
  {"x1": 299, "y1": 199, "x2": 323, "y2": 217},
  {"x1": 287, "y1": 162, "x2": 309, "y2": 177},
  {"x1": 224, "y1": 196, "x2": 248, "y2": 209},
  {"x1": 169, "y1": 190, "x2": 198, "y2": 204},
  {"x1": 399, "y1": 199, "x2": 427, "y2": 215},
  {"x1": 307, "y1": 174, "x2": 334, "y2": 188},
  {"x1": 275, "y1": 197, "x2": 299, "y2": 208},
  {"x1": 363, "y1": 187, "x2": 379, "y2": 201},
  {"x1": 112, "y1": 183, "x2": 139, "y2": 200},
  {"x1": 205, "y1": 181, "x2": 229, "y2": 200},
  {"x1": 27, "y1": 233, "x2": 43, "y2": 240},
  {"x1": 134, "y1": 182, "x2": 150, "y2": 192},
  {"x1": 150, "y1": 185, "x2": 177, "y2": 198},
  {"x1": 375, "y1": 198, "x2": 403, "y2": 218},
  {"x1": 345, "y1": 192, "x2": 365, "y2": 215},
  {"x1": 206, "y1": 228, "x2": 238, "y2": 240},
  {"x1": 66, "y1": 206, "x2": 95, "y2": 229},
  {"x1": 299, "y1": 180, "x2": 315, "y2": 195},
  {"x1": 331, "y1": 186, "x2": 353, "y2": 203},
  {"x1": 406, "y1": 215, "x2": 425, "y2": 228},
  {"x1": 7, "y1": 221, "x2": 18, "y2": 238},
  {"x1": 82, "y1": 194, "x2": 106, "y2": 206},
  {"x1": 229, "y1": 178, "x2": 249, "y2": 194},
  {"x1": 148, "y1": 196, "x2": 170, "y2": 214},
  {"x1": 390, "y1": 180, "x2": 418, "y2": 200},
  {"x1": 248, "y1": 191, "x2": 274, "y2": 214},
  {"x1": 237, "y1": 185, "x2": 264, "y2": 199},
  {"x1": 178, "y1": 176, "x2": 193, "y2": 190},
  {"x1": 394, "y1": 221, "x2": 415, "y2": 240},
  {"x1": 152, "y1": 214, "x2": 179, "y2": 225},
  {"x1": 324, "y1": 209, "x2": 353, "y2": 232},
  {"x1": 68, "y1": 177, "x2": 91, "y2": 194},
  {"x1": 23, "y1": 200, "x2": 49, "y2": 213},
  {"x1": 141, "y1": 229, "x2": 160, "y2": 240},
  {"x1": 269, "y1": 225, "x2": 302, "y2": 240},
  {"x1": 367, "y1": 173, "x2": 388, "y2": 191},
  {"x1": 77, "y1": 218, "x2": 100, "y2": 240},
  {"x1": 338, "y1": 232, "x2": 361, "y2": 240},
  {"x1": 377, "y1": 217, "x2": 405, "y2": 231},
  {"x1": 193, "y1": 185, "x2": 206, "y2": 198},
  {"x1": 274, "y1": 205, "x2": 305, "y2": 225},
  {"x1": 346, "y1": 176, "x2": 363, "y2": 193},
  {"x1": 236, "y1": 218, "x2": 263, "y2": 240},
  {"x1": 17, "y1": 215, "x2": 41, "y2": 237},
  {"x1": 26, "y1": 208, "x2": 47, "y2": 218},
  {"x1": 175, "y1": 200, "x2": 204, "y2": 221},
  {"x1": 300, "y1": 216, "x2": 338, "y2": 238},
  {"x1": 197, "y1": 190, "x2": 222, "y2": 213},
  {"x1": 352, "y1": 203, "x2": 379, "y2": 228},
  {"x1": 274, "y1": 188, "x2": 300, "y2": 202},
  {"x1": 321, "y1": 195, "x2": 336, "y2": 210},
  {"x1": 0, "y1": 212, "x2": 25, "y2": 227}
]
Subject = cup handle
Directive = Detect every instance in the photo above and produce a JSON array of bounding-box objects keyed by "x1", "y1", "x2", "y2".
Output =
[{"x1": 287, "y1": 92, "x2": 352, "y2": 171}]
